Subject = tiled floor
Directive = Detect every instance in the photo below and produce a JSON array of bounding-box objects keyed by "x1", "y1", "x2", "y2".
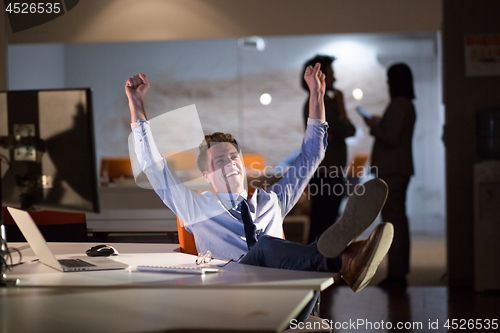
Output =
[
  {"x1": 320, "y1": 286, "x2": 448, "y2": 332},
  {"x1": 372, "y1": 234, "x2": 448, "y2": 287},
  {"x1": 318, "y1": 235, "x2": 500, "y2": 332},
  {"x1": 320, "y1": 286, "x2": 500, "y2": 332}
]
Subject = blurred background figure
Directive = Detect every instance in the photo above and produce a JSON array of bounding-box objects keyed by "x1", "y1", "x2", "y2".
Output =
[
  {"x1": 301, "y1": 55, "x2": 356, "y2": 244},
  {"x1": 362, "y1": 63, "x2": 416, "y2": 289}
]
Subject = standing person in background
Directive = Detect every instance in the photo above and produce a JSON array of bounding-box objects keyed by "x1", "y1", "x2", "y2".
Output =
[
  {"x1": 362, "y1": 63, "x2": 416, "y2": 289},
  {"x1": 302, "y1": 55, "x2": 356, "y2": 244}
]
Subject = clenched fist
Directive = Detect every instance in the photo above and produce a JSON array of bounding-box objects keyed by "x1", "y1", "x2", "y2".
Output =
[
  {"x1": 303, "y1": 63, "x2": 326, "y2": 97},
  {"x1": 125, "y1": 73, "x2": 150, "y2": 103}
]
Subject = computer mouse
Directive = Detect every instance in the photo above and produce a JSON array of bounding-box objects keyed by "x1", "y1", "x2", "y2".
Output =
[{"x1": 86, "y1": 244, "x2": 119, "y2": 257}]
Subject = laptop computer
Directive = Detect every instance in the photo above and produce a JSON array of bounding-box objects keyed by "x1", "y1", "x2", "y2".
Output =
[{"x1": 6, "y1": 207, "x2": 129, "y2": 272}]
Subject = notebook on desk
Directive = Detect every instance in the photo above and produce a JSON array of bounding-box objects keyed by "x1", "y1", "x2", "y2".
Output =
[{"x1": 6, "y1": 207, "x2": 129, "y2": 272}]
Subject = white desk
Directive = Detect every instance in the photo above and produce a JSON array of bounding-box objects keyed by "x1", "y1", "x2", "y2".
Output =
[
  {"x1": 1, "y1": 287, "x2": 314, "y2": 333},
  {"x1": 5, "y1": 242, "x2": 337, "y2": 290},
  {"x1": 2, "y1": 242, "x2": 338, "y2": 332}
]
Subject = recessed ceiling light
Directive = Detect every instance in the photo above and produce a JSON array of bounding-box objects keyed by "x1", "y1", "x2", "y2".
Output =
[
  {"x1": 260, "y1": 93, "x2": 272, "y2": 105},
  {"x1": 352, "y1": 88, "x2": 364, "y2": 100}
]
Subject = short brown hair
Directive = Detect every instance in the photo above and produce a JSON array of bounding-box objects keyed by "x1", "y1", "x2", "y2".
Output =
[{"x1": 197, "y1": 132, "x2": 240, "y2": 172}]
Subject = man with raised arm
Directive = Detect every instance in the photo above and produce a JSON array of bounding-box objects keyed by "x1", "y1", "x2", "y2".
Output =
[{"x1": 126, "y1": 64, "x2": 393, "y2": 296}]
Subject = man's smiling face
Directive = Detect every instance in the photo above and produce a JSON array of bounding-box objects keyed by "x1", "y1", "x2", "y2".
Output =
[{"x1": 202, "y1": 142, "x2": 246, "y2": 194}]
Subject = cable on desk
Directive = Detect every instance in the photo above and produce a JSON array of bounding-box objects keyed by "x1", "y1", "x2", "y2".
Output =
[
  {"x1": 216, "y1": 254, "x2": 244, "y2": 267},
  {"x1": 1, "y1": 244, "x2": 26, "y2": 270}
]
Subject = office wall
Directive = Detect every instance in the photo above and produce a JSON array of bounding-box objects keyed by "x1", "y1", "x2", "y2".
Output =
[
  {"x1": 7, "y1": 44, "x2": 65, "y2": 90},
  {"x1": 8, "y1": 32, "x2": 446, "y2": 235},
  {"x1": 6, "y1": 0, "x2": 442, "y2": 44},
  {"x1": 443, "y1": 0, "x2": 500, "y2": 287}
]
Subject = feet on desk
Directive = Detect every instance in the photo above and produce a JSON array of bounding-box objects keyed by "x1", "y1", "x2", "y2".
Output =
[
  {"x1": 317, "y1": 178, "x2": 388, "y2": 258},
  {"x1": 340, "y1": 222, "x2": 394, "y2": 292}
]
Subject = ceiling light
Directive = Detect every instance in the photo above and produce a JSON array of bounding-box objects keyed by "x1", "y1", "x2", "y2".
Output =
[
  {"x1": 260, "y1": 93, "x2": 272, "y2": 105},
  {"x1": 352, "y1": 88, "x2": 364, "y2": 100}
]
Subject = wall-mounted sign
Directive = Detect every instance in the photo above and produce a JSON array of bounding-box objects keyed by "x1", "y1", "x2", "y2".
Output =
[{"x1": 465, "y1": 34, "x2": 500, "y2": 77}]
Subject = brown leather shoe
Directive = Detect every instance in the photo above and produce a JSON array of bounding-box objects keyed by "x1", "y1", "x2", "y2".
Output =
[
  {"x1": 340, "y1": 222, "x2": 394, "y2": 292},
  {"x1": 318, "y1": 178, "x2": 388, "y2": 258}
]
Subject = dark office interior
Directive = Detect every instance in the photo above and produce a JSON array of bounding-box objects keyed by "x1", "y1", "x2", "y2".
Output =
[{"x1": 1, "y1": 0, "x2": 500, "y2": 332}]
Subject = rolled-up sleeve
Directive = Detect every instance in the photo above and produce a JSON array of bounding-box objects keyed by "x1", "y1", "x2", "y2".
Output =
[
  {"x1": 131, "y1": 120, "x2": 218, "y2": 225},
  {"x1": 268, "y1": 118, "x2": 328, "y2": 217}
]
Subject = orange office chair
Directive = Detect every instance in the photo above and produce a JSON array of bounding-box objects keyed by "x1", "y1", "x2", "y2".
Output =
[
  {"x1": 100, "y1": 156, "x2": 133, "y2": 179},
  {"x1": 346, "y1": 152, "x2": 370, "y2": 178},
  {"x1": 166, "y1": 151, "x2": 196, "y2": 171},
  {"x1": 242, "y1": 153, "x2": 265, "y2": 174},
  {"x1": 176, "y1": 216, "x2": 198, "y2": 255},
  {"x1": 176, "y1": 185, "x2": 284, "y2": 256}
]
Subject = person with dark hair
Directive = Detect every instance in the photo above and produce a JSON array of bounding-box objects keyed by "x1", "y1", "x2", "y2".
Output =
[
  {"x1": 361, "y1": 62, "x2": 416, "y2": 289},
  {"x1": 301, "y1": 55, "x2": 356, "y2": 244},
  {"x1": 126, "y1": 66, "x2": 394, "y2": 320}
]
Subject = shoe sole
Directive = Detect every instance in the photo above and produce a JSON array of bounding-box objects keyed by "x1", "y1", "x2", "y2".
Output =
[
  {"x1": 317, "y1": 178, "x2": 388, "y2": 258},
  {"x1": 350, "y1": 222, "x2": 394, "y2": 292}
]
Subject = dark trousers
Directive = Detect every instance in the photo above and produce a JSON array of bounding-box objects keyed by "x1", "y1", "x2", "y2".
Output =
[
  {"x1": 307, "y1": 176, "x2": 345, "y2": 244},
  {"x1": 240, "y1": 235, "x2": 342, "y2": 272},
  {"x1": 380, "y1": 175, "x2": 411, "y2": 278},
  {"x1": 240, "y1": 235, "x2": 342, "y2": 322}
]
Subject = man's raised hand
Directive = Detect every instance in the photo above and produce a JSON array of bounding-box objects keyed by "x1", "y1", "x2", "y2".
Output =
[
  {"x1": 304, "y1": 63, "x2": 326, "y2": 121},
  {"x1": 125, "y1": 73, "x2": 150, "y2": 102},
  {"x1": 126, "y1": 73, "x2": 149, "y2": 122},
  {"x1": 304, "y1": 63, "x2": 326, "y2": 97}
]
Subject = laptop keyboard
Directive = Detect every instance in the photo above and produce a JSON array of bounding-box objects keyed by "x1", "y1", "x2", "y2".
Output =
[{"x1": 59, "y1": 259, "x2": 96, "y2": 267}]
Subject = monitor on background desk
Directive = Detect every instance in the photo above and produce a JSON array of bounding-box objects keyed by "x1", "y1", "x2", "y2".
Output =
[
  {"x1": 1, "y1": 89, "x2": 101, "y2": 279},
  {"x1": 0, "y1": 88, "x2": 100, "y2": 213},
  {"x1": 0, "y1": 88, "x2": 99, "y2": 284}
]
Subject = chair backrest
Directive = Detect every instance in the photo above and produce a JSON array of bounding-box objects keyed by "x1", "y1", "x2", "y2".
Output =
[
  {"x1": 242, "y1": 153, "x2": 266, "y2": 171},
  {"x1": 176, "y1": 216, "x2": 198, "y2": 255},
  {"x1": 100, "y1": 156, "x2": 133, "y2": 179},
  {"x1": 346, "y1": 153, "x2": 370, "y2": 177},
  {"x1": 166, "y1": 151, "x2": 196, "y2": 171}
]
